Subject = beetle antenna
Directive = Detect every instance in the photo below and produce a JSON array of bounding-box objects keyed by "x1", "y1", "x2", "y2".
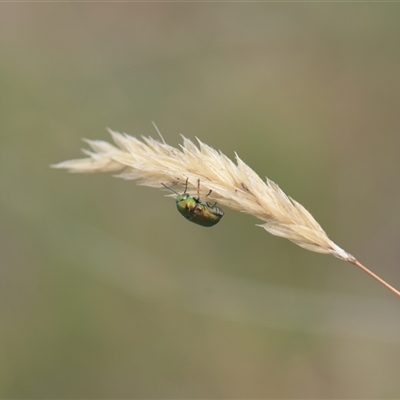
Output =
[
  {"x1": 183, "y1": 177, "x2": 189, "y2": 194},
  {"x1": 196, "y1": 178, "x2": 203, "y2": 199},
  {"x1": 161, "y1": 182, "x2": 179, "y2": 195}
]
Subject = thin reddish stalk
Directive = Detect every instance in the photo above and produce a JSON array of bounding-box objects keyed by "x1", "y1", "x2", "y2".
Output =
[{"x1": 348, "y1": 258, "x2": 400, "y2": 297}]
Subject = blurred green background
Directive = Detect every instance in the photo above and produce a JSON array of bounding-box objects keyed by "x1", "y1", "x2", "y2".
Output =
[{"x1": 1, "y1": 3, "x2": 400, "y2": 398}]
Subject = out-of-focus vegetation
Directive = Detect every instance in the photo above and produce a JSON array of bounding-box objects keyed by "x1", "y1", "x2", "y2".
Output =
[{"x1": 1, "y1": 4, "x2": 400, "y2": 398}]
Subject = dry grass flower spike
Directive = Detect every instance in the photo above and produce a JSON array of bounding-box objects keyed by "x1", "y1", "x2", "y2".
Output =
[{"x1": 52, "y1": 124, "x2": 400, "y2": 298}]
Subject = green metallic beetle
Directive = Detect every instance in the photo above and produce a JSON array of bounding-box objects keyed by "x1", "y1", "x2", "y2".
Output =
[{"x1": 161, "y1": 178, "x2": 224, "y2": 227}]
